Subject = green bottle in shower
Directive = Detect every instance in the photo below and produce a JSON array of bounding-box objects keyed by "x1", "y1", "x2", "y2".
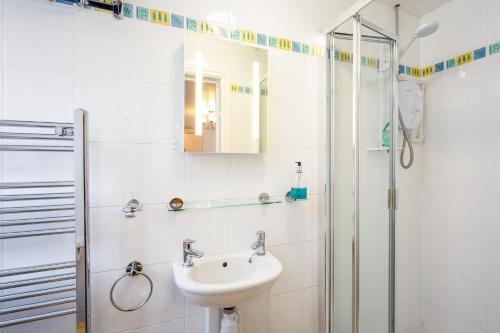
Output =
[{"x1": 382, "y1": 122, "x2": 390, "y2": 148}]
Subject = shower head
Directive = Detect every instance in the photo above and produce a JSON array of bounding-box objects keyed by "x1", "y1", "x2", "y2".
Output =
[
  {"x1": 400, "y1": 21, "x2": 439, "y2": 59},
  {"x1": 414, "y1": 21, "x2": 439, "y2": 38}
]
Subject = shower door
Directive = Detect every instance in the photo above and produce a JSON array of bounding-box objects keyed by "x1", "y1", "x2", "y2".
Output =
[{"x1": 326, "y1": 11, "x2": 398, "y2": 333}]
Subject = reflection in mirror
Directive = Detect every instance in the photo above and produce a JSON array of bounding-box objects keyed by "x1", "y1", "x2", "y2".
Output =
[{"x1": 184, "y1": 33, "x2": 268, "y2": 153}]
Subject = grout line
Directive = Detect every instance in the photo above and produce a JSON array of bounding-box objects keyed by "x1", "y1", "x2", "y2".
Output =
[
  {"x1": 115, "y1": 315, "x2": 185, "y2": 333},
  {"x1": 268, "y1": 284, "x2": 321, "y2": 298}
]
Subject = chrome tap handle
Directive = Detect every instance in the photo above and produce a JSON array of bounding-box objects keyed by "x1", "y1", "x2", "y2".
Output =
[
  {"x1": 251, "y1": 231, "x2": 266, "y2": 254},
  {"x1": 183, "y1": 239, "x2": 196, "y2": 248},
  {"x1": 183, "y1": 239, "x2": 203, "y2": 267}
]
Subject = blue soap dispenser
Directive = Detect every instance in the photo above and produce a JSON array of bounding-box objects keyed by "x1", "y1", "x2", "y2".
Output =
[{"x1": 287, "y1": 162, "x2": 307, "y2": 201}]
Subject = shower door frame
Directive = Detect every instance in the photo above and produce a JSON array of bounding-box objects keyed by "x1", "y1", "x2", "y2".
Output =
[{"x1": 325, "y1": 2, "x2": 399, "y2": 333}]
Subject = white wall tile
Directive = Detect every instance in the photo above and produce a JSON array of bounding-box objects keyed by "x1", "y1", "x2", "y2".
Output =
[
  {"x1": 184, "y1": 313, "x2": 205, "y2": 333},
  {"x1": 422, "y1": 302, "x2": 444, "y2": 333},
  {"x1": 486, "y1": 149, "x2": 500, "y2": 195},
  {"x1": 268, "y1": 49, "x2": 325, "y2": 103},
  {"x1": 486, "y1": 241, "x2": 500, "y2": 333},
  {"x1": 268, "y1": 287, "x2": 318, "y2": 333},
  {"x1": 4, "y1": 68, "x2": 74, "y2": 123},
  {"x1": 445, "y1": 273, "x2": 486, "y2": 329},
  {"x1": 91, "y1": 263, "x2": 184, "y2": 333},
  {"x1": 445, "y1": 232, "x2": 486, "y2": 283},
  {"x1": 90, "y1": 204, "x2": 187, "y2": 272},
  {"x1": 446, "y1": 150, "x2": 487, "y2": 193},
  {"x1": 420, "y1": 0, "x2": 487, "y2": 66},
  {"x1": 487, "y1": 0, "x2": 500, "y2": 44},
  {"x1": 75, "y1": 9, "x2": 135, "y2": 81},
  {"x1": 268, "y1": 98, "x2": 315, "y2": 148},
  {"x1": 169, "y1": 208, "x2": 231, "y2": 257},
  {"x1": 266, "y1": 195, "x2": 320, "y2": 246},
  {"x1": 422, "y1": 266, "x2": 444, "y2": 307},
  {"x1": 421, "y1": 189, "x2": 446, "y2": 229},
  {"x1": 184, "y1": 154, "x2": 229, "y2": 201},
  {"x1": 446, "y1": 104, "x2": 487, "y2": 151},
  {"x1": 487, "y1": 54, "x2": 500, "y2": 103},
  {"x1": 422, "y1": 150, "x2": 447, "y2": 190},
  {"x1": 89, "y1": 142, "x2": 184, "y2": 207},
  {"x1": 121, "y1": 320, "x2": 185, "y2": 333},
  {"x1": 5, "y1": 0, "x2": 74, "y2": 74},
  {"x1": 445, "y1": 313, "x2": 485, "y2": 333},
  {"x1": 227, "y1": 204, "x2": 270, "y2": 253},
  {"x1": 76, "y1": 77, "x2": 183, "y2": 145},
  {"x1": 421, "y1": 226, "x2": 445, "y2": 269},
  {"x1": 238, "y1": 294, "x2": 269, "y2": 333},
  {"x1": 446, "y1": 192, "x2": 487, "y2": 239},
  {"x1": 268, "y1": 241, "x2": 318, "y2": 296},
  {"x1": 486, "y1": 194, "x2": 500, "y2": 243},
  {"x1": 132, "y1": 23, "x2": 184, "y2": 86},
  {"x1": 442, "y1": 61, "x2": 487, "y2": 111}
]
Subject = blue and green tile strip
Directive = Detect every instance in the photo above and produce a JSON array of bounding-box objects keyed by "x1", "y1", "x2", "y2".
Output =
[
  {"x1": 337, "y1": 40, "x2": 499, "y2": 78},
  {"x1": 47, "y1": 1, "x2": 500, "y2": 78},
  {"x1": 230, "y1": 84, "x2": 268, "y2": 96},
  {"x1": 47, "y1": 0, "x2": 326, "y2": 58}
]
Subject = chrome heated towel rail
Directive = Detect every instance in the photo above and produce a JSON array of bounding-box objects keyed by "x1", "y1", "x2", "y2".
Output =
[{"x1": 0, "y1": 110, "x2": 90, "y2": 332}]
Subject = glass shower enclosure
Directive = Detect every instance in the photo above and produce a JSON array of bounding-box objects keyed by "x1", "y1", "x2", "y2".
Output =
[{"x1": 325, "y1": 3, "x2": 398, "y2": 333}]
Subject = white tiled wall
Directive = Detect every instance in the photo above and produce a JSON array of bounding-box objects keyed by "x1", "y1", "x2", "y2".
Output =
[
  {"x1": 419, "y1": 1, "x2": 500, "y2": 333},
  {"x1": 0, "y1": 0, "x2": 330, "y2": 332}
]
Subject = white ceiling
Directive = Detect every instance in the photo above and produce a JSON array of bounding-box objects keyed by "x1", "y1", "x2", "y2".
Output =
[{"x1": 377, "y1": 0, "x2": 451, "y2": 17}]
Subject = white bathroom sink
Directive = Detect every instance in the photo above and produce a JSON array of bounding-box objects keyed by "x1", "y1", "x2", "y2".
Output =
[{"x1": 172, "y1": 250, "x2": 282, "y2": 307}]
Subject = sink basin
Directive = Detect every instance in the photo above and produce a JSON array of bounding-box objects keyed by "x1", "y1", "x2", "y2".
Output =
[{"x1": 172, "y1": 250, "x2": 282, "y2": 307}]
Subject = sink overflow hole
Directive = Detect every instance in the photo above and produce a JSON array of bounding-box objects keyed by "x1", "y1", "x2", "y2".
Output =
[{"x1": 222, "y1": 262, "x2": 228, "y2": 268}]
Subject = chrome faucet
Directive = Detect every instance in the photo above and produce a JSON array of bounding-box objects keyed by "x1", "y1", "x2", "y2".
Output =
[
  {"x1": 249, "y1": 231, "x2": 266, "y2": 263},
  {"x1": 183, "y1": 239, "x2": 204, "y2": 267}
]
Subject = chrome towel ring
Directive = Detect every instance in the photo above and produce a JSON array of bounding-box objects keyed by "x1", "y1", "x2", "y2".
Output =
[{"x1": 110, "y1": 261, "x2": 153, "y2": 312}]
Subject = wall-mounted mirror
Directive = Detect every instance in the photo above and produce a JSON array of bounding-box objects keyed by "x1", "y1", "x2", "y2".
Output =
[{"x1": 184, "y1": 33, "x2": 268, "y2": 153}]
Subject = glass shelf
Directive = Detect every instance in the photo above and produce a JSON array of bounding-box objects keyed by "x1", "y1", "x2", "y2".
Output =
[
  {"x1": 366, "y1": 146, "x2": 403, "y2": 152},
  {"x1": 167, "y1": 196, "x2": 282, "y2": 212}
]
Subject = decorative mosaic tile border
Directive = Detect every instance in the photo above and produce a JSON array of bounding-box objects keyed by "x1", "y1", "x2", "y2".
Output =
[
  {"x1": 49, "y1": 0, "x2": 500, "y2": 78},
  {"x1": 230, "y1": 84, "x2": 268, "y2": 96},
  {"x1": 48, "y1": 0, "x2": 327, "y2": 58},
  {"x1": 335, "y1": 41, "x2": 498, "y2": 78},
  {"x1": 417, "y1": 45, "x2": 489, "y2": 78}
]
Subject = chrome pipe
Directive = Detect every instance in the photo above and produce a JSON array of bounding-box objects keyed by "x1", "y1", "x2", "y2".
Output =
[
  {"x1": 0, "y1": 297, "x2": 76, "y2": 315},
  {"x1": 74, "y1": 108, "x2": 90, "y2": 332},
  {"x1": 352, "y1": 15, "x2": 361, "y2": 333},
  {"x1": 0, "y1": 145, "x2": 73, "y2": 152},
  {"x1": 388, "y1": 31, "x2": 399, "y2": 333},
  {"x1": 325, "y1": 31, "x2": 335, "y2": 333},
  {"x1": 0, "y1": 285, "x2": 76, "y2": 302},
  {"x1": 0, "y1": 120, "x2": 74, "y2": 128},
  {"x1": 0, "y1": 216, "x2": 75, "y2": 227},
  {"x1": 0, "y1": 193, "x2": 75, "y2": 202},
  {"x1": 0, "y1": 273, "x2": 76, "y2": 290},
  {"x1": 0, "y1": 204, "x2": 75, "y2": 214},
  {"x1": 0, "y1": 261, "x2": 75, "y2": 277},
  {"x1": 0, "y1": 227, "x2": 75, "y2": 240},
  {"x1": 0, "y1": 181, "x2": 74, "y2": 189},
  {"x1": 0, "y1": 132, "x2": 74, "y2": 140},
  {"x1": 0, "y1": 308, "x2": 76, "y2": 328}
]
